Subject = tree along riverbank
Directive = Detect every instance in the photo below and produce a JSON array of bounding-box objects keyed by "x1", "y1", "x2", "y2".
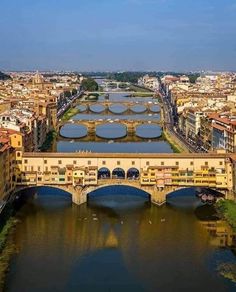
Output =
[
  {"x1": 162, "y1": 129, "x2": 184, "y2": 153},
  {"x1": 216, "y1": 200, "x2": 236, "y2": 231},
  {"x1": 215, "y1": 200, "x2": 236, "y2": 284},
  {"x1": 61, "y1": 107, "x2": 80, "y2": 122},
  {"x1": 0, "y1": 200, "x2": 22, "y2": 291},
  {"x1": 0, "y1": 217, "x2": 18, "y2": 290},
  {"x1": 39, "y1": 130, "x2": 57, "y2": 152}
]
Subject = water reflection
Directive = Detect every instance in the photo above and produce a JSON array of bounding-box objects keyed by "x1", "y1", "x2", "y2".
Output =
[
  {"x1": 96, "y1": 123, "x2": 127, "y2": 139},
  {"x1": 56, "y1": 93, "x2": 165, "y2": 154},
  {"x1": 5, "y1": 187, "x2": 236, "y2": 291},
  {"x1": 89, "y1": 104, "x2": 105, "y2": 113},
  {"x1": 109, "y1": 104, "x2": 128, "y2": 114},
  {"x1": 136, "y1": 124, "x2": 162, "y2": 139},
  {"x1": 57, "y1": 141, "x2": 173, "y2": 153},
  {"x1": 130, "y1": 105, "x2": 146, "y2": 113},
  {"x1": 60, "y1": 124, "x2": 87, "y2": 138}
]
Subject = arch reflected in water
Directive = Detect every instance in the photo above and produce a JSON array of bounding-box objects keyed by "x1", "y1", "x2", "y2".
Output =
[
  {"x1": 136, "y1": 124, "x2": 162, "y2": 139},
  {"x1": 112, "y1": 168, "x2": 126, "y2": 179},
  {"x1": 87, "y1": 185, "x2": 151, "y2": 211},
  {"x1": 96, "y1": 123, "x2": 127, "y2": 139},
  {"x1": 76, "y1": 105, "x2": 87, "y2": 112},
  {"x1": 109, "y1": 104, "x2": 128, "y2": 114},
  {"x1": 89, "y1": 104, "x2": 105, "y2": 113},
  {"x1": 166, "y1": 188, "x2": 206, "y2": 210},
  {"x1": 13, "y1": 186, "x2": 72, "y2": 211},
  {"x1": 130, "y1": 105, "x2": 147, "y2": 113},
  {"x1": 150, "y1": 105, "x2": 160, "y2": 113},
  {"x1": 60, "y1": 124, "x2": 88, "y2": 138}
]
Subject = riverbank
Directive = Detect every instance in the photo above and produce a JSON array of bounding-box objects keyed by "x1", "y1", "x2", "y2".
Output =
[
  {"x1": 40, "y1": 130, "x2": 57, "y2": 152},
  {"x1": 162, "y1": 129, "x2": 184, "y2": 153},
  {"x1": 216, "y1": 200, "x2": 236, "y2": 231},
  {"x1": 129, "y1": 84, "x2": 153, "y2": 93},
  {"x1": 127, "y1": 92, "x2": 154, "y2": 98},
  {"x1": 61, "y1": 107, "x2": 80, "y2": 122},
  {"x1": 0, "y1": 217, "x2": 18, "y2": 290}
]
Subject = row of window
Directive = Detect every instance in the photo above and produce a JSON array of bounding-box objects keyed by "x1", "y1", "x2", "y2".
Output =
[{"x1": 24, "y1": 159, "x2": 224, "y2": 167}]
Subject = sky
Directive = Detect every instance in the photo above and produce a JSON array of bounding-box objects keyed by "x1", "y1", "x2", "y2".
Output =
[{"x1": 0, "y1": 0, "x2": 236, "y2": 72}]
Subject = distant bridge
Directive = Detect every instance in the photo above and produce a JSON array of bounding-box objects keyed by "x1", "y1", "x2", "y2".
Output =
[
  {"x1": 58, "y1": 119, "x2": 163, "y2": 140},
  {"x1": 76, "y1": 100, "x2": 160, "y2": 115}
]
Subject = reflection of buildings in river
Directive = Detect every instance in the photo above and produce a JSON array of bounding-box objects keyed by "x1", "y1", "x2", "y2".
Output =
[{"x1": 200, "y1": 220, "x2": 236, "y2": 247}]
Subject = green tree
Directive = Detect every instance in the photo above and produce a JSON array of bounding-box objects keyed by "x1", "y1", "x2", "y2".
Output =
[
  {"x1": 64, "y1": 91, "x2": 72, "y2": 98},
  {"x1": 0, "y1": 71, "x2": 11, "y2": 81},
  {"x1": 72, "y1": 88, "x2": 77, "y2": 95},
  {"x1": 81, "y1": 78, "x2": 99, "y2": 91}
]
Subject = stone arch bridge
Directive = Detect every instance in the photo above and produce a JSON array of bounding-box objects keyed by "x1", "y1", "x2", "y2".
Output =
[
  {"x1": 58, "y1": 119, "x2": 163, "y2": 140},
  {"x1": 15, "y1": 152, "x2": 234, "y2": 206},
  {"x1": 76, "y1": 100, "x2": 160, "y2": 115}
]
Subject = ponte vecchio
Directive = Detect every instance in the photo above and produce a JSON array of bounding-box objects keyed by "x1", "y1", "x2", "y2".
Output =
[{"x1": 16, "y1": 151, "x2": 234, "y2": 206}]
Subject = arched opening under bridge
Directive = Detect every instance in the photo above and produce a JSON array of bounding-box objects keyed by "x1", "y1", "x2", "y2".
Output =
[
  {"x1": 165, "y1": 187, "x2": 225, "y2": 209},
  {"x1": 13, "y1": 186, "x2": 72, "y2": 210},
  {"x1": 87, "y1": 185, "x2": 151, "y2": 210}
]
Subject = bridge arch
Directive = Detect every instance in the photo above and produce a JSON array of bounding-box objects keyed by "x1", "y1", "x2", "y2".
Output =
[
  {"x1": 108, "y1": 104, "x2": 128, "y2": 114},
  {"x1": 59, "y1": 123, "x2": 88, "y2": 139},
  {"x1": 96, "y1": 123, "x2": 127, "y2": 139},
  {"x1": 164, "y1": 187, "x2": 225, "y2": 206},
  {"x1": 130, "y1": 105, "x2": 147, "y2": 114},
  {"x1": 89, "y1": 104, "x2": 106, "y2": 113},
  {"x1": 13, "y1": 185, "x2": 74, "y2": 205},
  {"x1": 85, "y1": 184, "x2": 151, "y2": 200},
  {"x1": 112, "y1": 168, "x2": 126, "y2": 179}
]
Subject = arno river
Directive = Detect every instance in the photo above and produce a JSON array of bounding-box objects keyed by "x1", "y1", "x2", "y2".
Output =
[
  {"x1": 4, "y1": 91, "x2": 236, "y2": 291},
  {"x1": 57, "y1": 92, "x2": 172, "y2": 153}
]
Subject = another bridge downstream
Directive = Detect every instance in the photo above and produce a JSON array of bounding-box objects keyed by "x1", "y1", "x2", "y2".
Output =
[{"x1": 75, "y1": 100, "x2": 161, "y2": 115}]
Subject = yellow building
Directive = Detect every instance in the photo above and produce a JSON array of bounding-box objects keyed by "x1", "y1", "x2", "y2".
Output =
[
  {"x1": 17, "y1": 152, "x2": 233, "y2": 198},
  {"x1": 0, "y1": 141, "x2": 15, "y2": 200}
]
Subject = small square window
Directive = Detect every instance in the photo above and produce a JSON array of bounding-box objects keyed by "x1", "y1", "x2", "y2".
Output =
[
  {"x1": 161, "y1": 162, "x2": 164, "y2": 166},
  {"x1": 73, "y1": 160, "x2": 77, "y2": 165},
  {"x1": 44, "y1": 160, "x2": 47, "y2": 164},
  {"x1": 190, "y1": 161, "x2": 194, "y2": 166},
  {"x1": 146, "y1": 161, "x2": 150, "y2": 166},
  {"x1": 102, "y1": 161, "x2": 106, "y2": 165},
  {"x1": 88, "y1": 161, "x2": 91, "y2": 165},
  {"x1": 175, "y1": 162, "x2": 179, "y2": 166},
  {"x1": 58, "y1": 160, "x2": 62, "y2": 165},
  {"x1": 117, "y1": 161, "x2": 120, "y2": 165},
  {"x1": 132, "y1": 161, "x2": 135, "y2": 165},
  {"x1": 205, "y1": 162, "x2": 208, "y2": 166},
  {"x1": 24, "y1": 159, "x2": 28, "y2": 164}
]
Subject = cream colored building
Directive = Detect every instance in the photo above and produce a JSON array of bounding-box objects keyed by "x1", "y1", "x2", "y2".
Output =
[{"x1": 18, "y1": 152, "x2": 233, "y2": 195}]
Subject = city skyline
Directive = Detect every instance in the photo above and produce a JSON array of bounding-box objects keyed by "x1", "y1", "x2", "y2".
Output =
[{"x1": 1, "y1": 0, "x2": 236, "y2": 71}]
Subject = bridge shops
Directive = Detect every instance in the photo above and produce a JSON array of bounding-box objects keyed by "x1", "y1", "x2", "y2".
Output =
[{"x1": 17, "y1": 152, "x2": 233, "y2": 195}]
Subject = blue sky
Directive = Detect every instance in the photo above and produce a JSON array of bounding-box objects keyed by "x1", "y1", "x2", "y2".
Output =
[{"x1": 0, "y1": 0, "x2": 236, "y2": 71}]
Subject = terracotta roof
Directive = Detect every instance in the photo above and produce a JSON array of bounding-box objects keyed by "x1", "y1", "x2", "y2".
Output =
[{"x1": 212, "y1": 123, "x2": 226, "y2": 132}]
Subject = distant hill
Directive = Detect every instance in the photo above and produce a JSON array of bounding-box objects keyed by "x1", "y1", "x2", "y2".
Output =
[{"x1": 0, "y1": 71, "x2": 11, "y2": 80}]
